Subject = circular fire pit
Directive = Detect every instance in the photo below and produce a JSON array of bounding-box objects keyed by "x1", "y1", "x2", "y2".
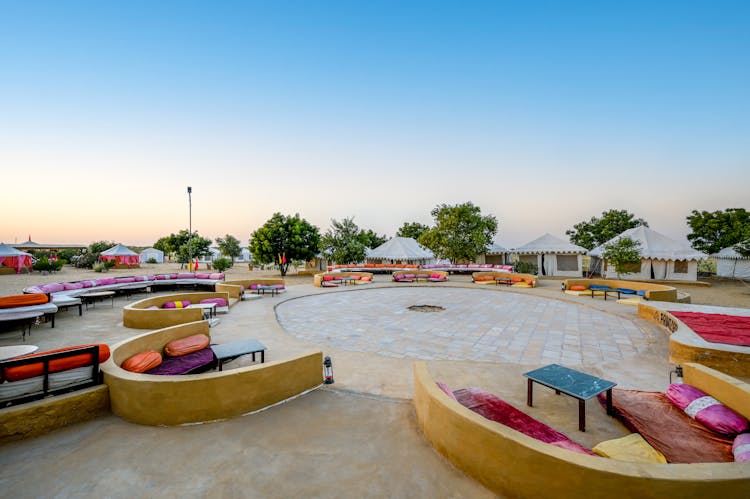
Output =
[{"x1": 407, "y1": 304, "x2": 445, "y2": 313}]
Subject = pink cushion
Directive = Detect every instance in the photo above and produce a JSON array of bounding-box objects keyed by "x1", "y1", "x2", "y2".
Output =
[
  {"x1": 250, "y1": 284, "x2": 259, "y2": 290},
  {"x1": 115, "y1": 277, "x2": 136, "y2": 283},
  {"x1": 41, "y1": 283, "x2": 65, "y2": 293},
  {"x1": 170, "y1": 273, "x2": 179, "y2": 279},
  {"x1": 134, "y1": 276, "x2": 148, "y2": 282},
  {"x1": 63, "y1": 282, "x2": 84, "y2": 290},
  {"x1": 436, "y1": 381, "x2": 458, "y2": 401},
  {"x1": 176, "y1": 273, "x2": 195, "y2": 279},
  {"x1": 666, "y1": 384, "x2": 750, "y2": 436},
  {"x1": 161, "y1": 300, "x2": 191, "y2": 309},
  {"x1": 323, "y1": 275, "x2": 334, "y2": 281},
  {"x1": 430, "y1": 273, "x2": 441, "y2": 279},
  {"x1": 95, "y1": 278, "x2": 117, "y2": 285},
  {"x1": 209, "y1": 273, "x2": 224, "y2": 280},
  {"x1": 200, "y1": 298, "x2": 227, "y2": 307},
  {"x1": 404, "y1": 274, "x2": 415, "y2": 279},
  {"x1": 195, "y1": 273, "x2": 210, "y2": 279},
  {"x1": 25, "y1": 286, "x2": 44, "y2": 293},
  {"x1": 733, "y1": 433, "x2": 750, "y2": 462},
  {"x1": 80, "y1": 280, "x2": 95, "y2": 288}
]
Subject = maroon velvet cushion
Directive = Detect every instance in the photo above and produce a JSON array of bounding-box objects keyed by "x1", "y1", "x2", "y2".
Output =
[{"x1": 453, "y1": 387, "x2": 596, "y2": 456}]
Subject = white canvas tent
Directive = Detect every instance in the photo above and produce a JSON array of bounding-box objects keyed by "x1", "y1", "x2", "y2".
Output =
[
  {"x1": 477, "y1": 242, "x2": 511, "y2": 265},
  {"x1": 366, "y1": 237, "x2": 435, "y2": 264},
  {"x1": 139, "y1": 247, "x2": 164, "y2": 264},
  {"x1": 513, "y1": 234, "x2": 586, "y2": 277},
  {"x1": 714, "y1": 245, "x2": 750, "y2": 280},
  {"x1": 588, "y1": 226, "x2": 706, "y2": 281}
]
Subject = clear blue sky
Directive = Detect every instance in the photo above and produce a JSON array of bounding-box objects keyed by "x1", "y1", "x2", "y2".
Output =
[{"x1": 1, "y1": 1, "x2": 748, "y2": 247}]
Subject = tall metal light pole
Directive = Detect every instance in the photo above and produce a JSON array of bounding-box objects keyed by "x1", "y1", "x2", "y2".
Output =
[{"x1": 187, "y1": 186, "x2": 192, "y2": 271}]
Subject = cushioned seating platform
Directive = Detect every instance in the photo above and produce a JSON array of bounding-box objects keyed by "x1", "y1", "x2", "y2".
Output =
[
  {"x1": 589, "y1": 284, "x2": 612, "y2": 291},
  {"x1": 615, "y1": 288, "x2": 636, "y2": 294},
  {"x1": 145, "y1": 348, "x2": 216, "y2": 375}
]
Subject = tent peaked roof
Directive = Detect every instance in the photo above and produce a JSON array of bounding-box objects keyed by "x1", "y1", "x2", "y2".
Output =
[
  {"x1": 514, "y1": 233, "x2": 586, "y2": 254},
  {"x1": 0, "y1": 243, "x2": 31, "y2": 257},
  {"x1": 714, "y1": 244, "x2": 750, "y2": 260},
  {"x1": 101, "y1": 244, "x2": 138, "y2": 256},
  {"x1": 487, "y1": 242, "x2": 510, "y2": 254},
  {"x1": 367, "y1": 237, "x2": 434, "y2": 260},
  {"x1": 588, "y1": 226, "x2": 707, "y2": 261}
]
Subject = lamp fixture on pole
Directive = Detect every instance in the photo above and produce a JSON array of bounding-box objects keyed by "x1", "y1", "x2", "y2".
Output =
[{"x1": 187, "y1": 186, "x2": 192, "y2": 271}]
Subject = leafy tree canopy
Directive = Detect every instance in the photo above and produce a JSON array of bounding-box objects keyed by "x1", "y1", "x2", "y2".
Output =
[
  {"x1": 249, "y1": 213, "x2": 321, "y2": 276},
  {"x1": 320, "y1": 217, "x2": 387, "y2": 264},
  {"x1": 602, "y1": 237, "x2": 642, "y2": 278},
  {"x1": 418, "y1": 202, "x2": 497, "y2": 263},
  {"x1": 154, "y1": 230, "x2": 212, "y2": 264},
  {"x1": 396, "y1": 222, "x2": 430, "y2": 240},
  {"x1": 216, "y1": 234, "x2": 242, "y2": 263},
  {"x1": 566, "y1": 209, "x2": 648, "y2": 250},
  {"x1": 686, "y1": 208, "x2": 750, "y2": 255}
]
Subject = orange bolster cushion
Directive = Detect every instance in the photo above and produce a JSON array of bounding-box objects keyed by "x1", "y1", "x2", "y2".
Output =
[
  {"x1": 475, "y1": 275, "x2": 491, "y2": 281},
  {"x1": 4, "y1": 344, "x2": 110, "y2": 382},
  {"x1": 121, "y1": 350, "x2": 162, "y2": 373},
  {"x1": 569, "y1": 285, "x2": 587, "y2": 291},
  {"x1": 0, "y1": 293, "x2": 49, "y2": 309},
  {"x1": 164, "y1": 333, "x2": 210, "y2": 357},
  {"x1": 510, "y1": 276, "x2": 524, "y2": 282}
]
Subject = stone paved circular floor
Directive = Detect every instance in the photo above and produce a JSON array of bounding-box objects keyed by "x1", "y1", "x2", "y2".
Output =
[{"x1": 276, "y1": 287, "x2": 650, "y2": 365}]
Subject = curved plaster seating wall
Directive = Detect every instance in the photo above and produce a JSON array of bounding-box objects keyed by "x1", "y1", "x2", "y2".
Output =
[
  {"x1": 471, "y1": 271, "x2": 537, "y2": 287},
  {"x1": 101, "y1": 321, "x2": 324, "y2": 425},
  {"x1": 563, "y1": 279, "x2": 679, "y2": 302},
  {"x1": 313, "y1": 272, "x2": 374, "y2": 287},
  {"x1": 215, "y1": 279, "x2": 286, "y2": 299},
  {"x1": 638, "y1": 303, "x2": 750, "y2": 377},
  {"x1": 122, "y1": 292, "x2": 233, "y2": 329},
  {"x1": 412, "y1": 362, "x2": 750, "y2": 499}
]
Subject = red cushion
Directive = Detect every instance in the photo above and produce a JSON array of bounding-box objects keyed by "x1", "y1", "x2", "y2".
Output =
[
  {"x1": 164, "y1": 334, "x2": 210, "y2": 357},
  {"x1": 121, "y1": 350, "x2": 162, "y2": 373},
  {"x1": 323, "y1": 275, "x2": 334, "y2": 281},
  {"x1": 4, "y1": 344, "x2": 111, "y2": 382},
  {"x1": 569, "y1": 285, "x2": 587, "y2": 291}
]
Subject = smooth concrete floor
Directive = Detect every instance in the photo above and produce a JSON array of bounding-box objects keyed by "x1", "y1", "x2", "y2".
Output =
[{"x1": 0, "y1": 277, "x2": 675, "y2": 497}]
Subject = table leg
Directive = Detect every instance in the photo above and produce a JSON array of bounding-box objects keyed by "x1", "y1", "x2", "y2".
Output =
[
  {"x1": 527, "y1": 379, "x2": 533, "y2": 407},
  {"x1": 261, "y1": 351, "x2": 265, "y2": 363},
  {"x1": 78, "y1": 304, "x2": 83, "y2": 316},
  {"x1": 218, "y1": 359, "x2": 224, "y2": 371},
  {"x1": 251, "y1": 352, "x2": 256, "y2": 361},
  {"x1": 606, "y1": 388, "x2": 613, "y2": 415},
  {"x1": 579, "y1": 399, "x2": 586, "y2": 431}
]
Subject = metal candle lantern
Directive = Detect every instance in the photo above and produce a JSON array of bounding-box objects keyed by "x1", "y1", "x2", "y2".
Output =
[{"x1": 323, "y1": 356, "x2": 334, "y2": 384}]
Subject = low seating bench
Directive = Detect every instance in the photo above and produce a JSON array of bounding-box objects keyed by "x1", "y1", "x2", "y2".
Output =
[{"x1": 211, "y1": 339, "x2": 267, "y2": 371}]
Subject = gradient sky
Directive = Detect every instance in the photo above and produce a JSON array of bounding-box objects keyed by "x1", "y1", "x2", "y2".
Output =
[{"x1": 1, "y1": 1, "x2": 748, "y2": 248}]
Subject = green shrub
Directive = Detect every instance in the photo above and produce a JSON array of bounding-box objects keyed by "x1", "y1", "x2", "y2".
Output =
[
  {"x1": 93, "y1": 263, "x2": 106, "y2": 273},
  {"x1": 514, "y1": 261, "x2": 538, "y2": 275},
  {"x1": 33, "y1": 257, "x2": 52, "y2": 272},
  {"x1": 103, "y1": 260, "x2": 116, "y2": 269},
  {"x1": 146, "y1": 257, "x2": 157, "y2": 264},
  {"x1": 211, "y1": 257, "x2": 232, "y2": 273}
]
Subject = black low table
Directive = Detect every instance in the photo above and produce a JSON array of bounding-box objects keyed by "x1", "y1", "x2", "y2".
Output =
[
  {"x1": 210, "y1": 339, "x2": 267, "y2": 371},
  {"x1": 523, "y1": 363, "x2": 616, "y2": 431}
]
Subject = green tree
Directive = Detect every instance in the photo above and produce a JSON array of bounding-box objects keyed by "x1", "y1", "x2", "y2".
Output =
[
  {"x1": 154, "y1": 230, "x2": 212, "y2": 267},
  {"x1": 321, "y1": 217, "x2": 386, "y2": 264},
  {"x1": 359, "y1": 228, "x2": 388, "y2": 249},
  {"x1": 216, "y1": 234, "x2": 242, "y2": 263},
  {"x1": 686, "y1": 208, "x2": 750, "y2": 254},
  {"x1": 396, "y1": 222, "x2": 429, "y2": 240},
  {"x1": 211, "y1": 257, "x2": 232, "y2": 273},
  {"x1": 566, "y1": 209, "x2": 648, "y2": 250},
  {"x1": 249, "y1": 213, "x2": 321, "y2": 276},
  {"x1": 602, "y1": 237, "x2": 642, "y2": 278},
  {"x1": 418, "y1": 202, "x2": 497, "y2": 263}
]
